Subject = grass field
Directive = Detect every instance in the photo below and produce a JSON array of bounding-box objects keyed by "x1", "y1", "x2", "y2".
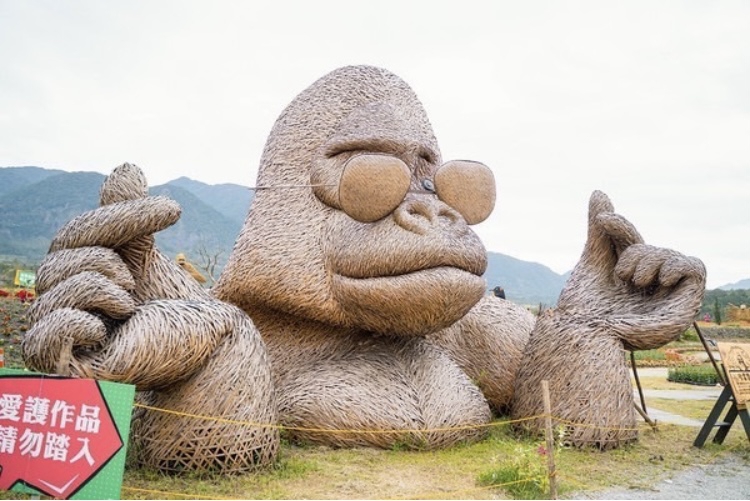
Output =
[
  {"x1": 2, "y1": 296, "x2": 749, "y2": 500},
  {"x1": 116, "y1": 424, "x2": 749, "y2": 500}
]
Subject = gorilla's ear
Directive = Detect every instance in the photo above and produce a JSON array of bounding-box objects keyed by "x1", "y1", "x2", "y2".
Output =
[{"x1": 434, "y1": 161, "x2": 496, "y2": 225}]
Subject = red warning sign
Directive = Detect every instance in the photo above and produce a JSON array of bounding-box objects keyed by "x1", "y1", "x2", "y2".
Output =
[{"x1": 0, "y1": 375, "x2": 124, "y2": 499}]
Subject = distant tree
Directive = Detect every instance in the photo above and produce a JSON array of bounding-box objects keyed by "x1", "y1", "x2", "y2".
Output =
[
  {"x1": 196, "y1": 245, "x2": 223, "y2": 287},
  {"x1": 713, "y1": 297, "x2": 722, "y2": 325},
  {"x1": 699, "y1": 289, "x2": 750, "y2": 318}
]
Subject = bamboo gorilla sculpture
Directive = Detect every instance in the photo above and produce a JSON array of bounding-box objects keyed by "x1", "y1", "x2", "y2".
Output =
[{"x1": 23, "y1": 65, "x2": 705, "y2": 473}]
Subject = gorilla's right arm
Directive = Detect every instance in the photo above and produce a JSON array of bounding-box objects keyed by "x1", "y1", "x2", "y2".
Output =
[{"x1": 22, "y1": 164, "x2": 236, "y2": 389}]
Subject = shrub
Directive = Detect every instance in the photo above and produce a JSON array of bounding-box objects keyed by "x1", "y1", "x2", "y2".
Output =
[
  {"x1": 667, "y1": 364, "x2": 721, "y2": 386},
  {"x1": 477, "y1": 444, "x2": 550, "y2": 499},
  {"x1": 680, "y1": 327, "x2": 699, "y2": 342}
]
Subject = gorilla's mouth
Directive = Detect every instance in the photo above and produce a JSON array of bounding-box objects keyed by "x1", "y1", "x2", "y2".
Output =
[
  {"x1": 331, "y1": 251, "x2": 486, "y2": 281},
  {"x1": 334, "y1": 265, "x2": 482, "y2": 285},
  {"x1": 331, "y1": 267, "x2": 486, "y2": 336}
]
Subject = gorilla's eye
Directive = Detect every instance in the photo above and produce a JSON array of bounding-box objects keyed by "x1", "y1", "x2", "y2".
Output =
[
  {"x1": 434, "y1": 160, "x2": 496, "y2": 225},
  {"x1": 339, "y1": 154, "x2": 411, "y2": 222}
]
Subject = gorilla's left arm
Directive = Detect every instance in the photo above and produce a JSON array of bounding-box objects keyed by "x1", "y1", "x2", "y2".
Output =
[
  {"x1": 510, "y1": 191, "x2": 706, "y2": 447},
  {"x1": 554, "y1": 190, "x2": 706, "y2": 350}
]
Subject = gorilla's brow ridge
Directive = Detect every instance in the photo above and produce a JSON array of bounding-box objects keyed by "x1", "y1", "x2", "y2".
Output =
[{"x1": 324, "y1": 138, "x2": 437, "y2": 165}]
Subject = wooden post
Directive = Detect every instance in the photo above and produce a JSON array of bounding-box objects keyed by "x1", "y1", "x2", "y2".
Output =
[
  {"x1": 633, "y1": 401, "x2": 658, "y2": 430},
  {"x1": 542, "y1": 380, "x2": 557, "y2": 500},
  {"x1": 56, "y1": 336, "x2": 73, "y2": 377},
  {"x1": 693, "y1": 322, "x2": 727, "y2": 386},
  {"x1": 630, "y1": 351, "x2": 648, "y2": 415}
]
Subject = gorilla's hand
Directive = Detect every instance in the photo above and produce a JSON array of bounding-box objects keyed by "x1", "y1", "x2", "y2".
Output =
[
  {"x1": 556, "y1": 191, "x2": 706, "y2": 350},
  {"x1": 23, "y1": 164, "x2": 226, "y2": 386}
]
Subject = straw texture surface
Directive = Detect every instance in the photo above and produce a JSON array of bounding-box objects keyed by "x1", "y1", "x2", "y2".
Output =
[
  {"x1": 214, "y1": 65, "x2": 505, "y2": 448},
  {"x1": 511, "y1": 191, "x2": 706, "y2": 448},
  {"x1": 429, "y1": 295, "x2": 534, "y2": 414},
  {"x1": 23, "y1": 163, "x2": 279, "y2": 474}
]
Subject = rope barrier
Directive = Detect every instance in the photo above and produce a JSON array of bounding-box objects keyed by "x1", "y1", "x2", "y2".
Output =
[
  {"x1": 133, "y1": 402, "x2": 540, "y2": 434},
  {"x1": 552, "y1": 416, "x2": 644, "y2": 432},
  {"x1": 117, "y1": 404, "x2": 652, "y2": 500},
  {"x1": 134, "y1": 400, "x2": 662, "y2": 435}
]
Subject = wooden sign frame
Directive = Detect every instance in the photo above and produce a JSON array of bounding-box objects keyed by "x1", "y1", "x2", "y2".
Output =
[
  {"x1": 718, "y1": 342, "x2": 750, "y2": 409},
  {"x1": 694, "y1": 342, "x2": 750, "y2": 447}
]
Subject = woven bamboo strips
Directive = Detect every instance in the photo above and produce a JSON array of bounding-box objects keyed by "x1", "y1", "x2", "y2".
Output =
[
  {"x1": 512, "y1": 191, "x2": 706, "y2": 448},
  {"x1": 23, "y1": 164, "x2": 279, "y2": 473}
]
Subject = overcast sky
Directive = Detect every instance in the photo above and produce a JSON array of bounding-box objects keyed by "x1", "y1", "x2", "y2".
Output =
[{"x1": 1, "y1": 1, "x2": 748, "y2": 289}]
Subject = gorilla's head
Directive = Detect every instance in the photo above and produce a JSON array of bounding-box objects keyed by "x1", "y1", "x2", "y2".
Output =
[{"x1": 216, "y1": 66, "x2": 495, "y2": 336}]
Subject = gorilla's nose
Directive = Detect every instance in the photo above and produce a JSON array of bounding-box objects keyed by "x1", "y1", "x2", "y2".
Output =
[{"x1": 393, "y1": 196, "x2": 462, "y2": 235}]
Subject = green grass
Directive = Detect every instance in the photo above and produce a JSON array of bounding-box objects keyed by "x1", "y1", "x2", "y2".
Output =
[
  {"x1": 632, "y1": 349, "x2": 667, "y2": 361},
  {"x1": 111, "y1": 422, "x2": 750, "y2": 500}
]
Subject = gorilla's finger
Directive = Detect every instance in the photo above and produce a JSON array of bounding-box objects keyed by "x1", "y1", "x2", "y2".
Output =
[
  {"x1": 596, "y1": 212, "x2": 644, "y2": 256},
  {"x1": 100, "y1": 162, "x2": 149, "y2": 205},
  {"x1": 586, "y1": 190, "x2": 615, "y2": 223},
  {"x1": 659, "y1": 254, "x2": 706, "y2": 288},
  {"x1": 630, "y1": 253, "x2": 665, "y2": 288},
  {"x1": 35, "y1": 247, "x2": 136, "y2": 295},
  {"x1": 616, "y1": 244, "x2": 672, "y2": 287},
  {"x1": 28, "y1": 271, "x2": 136, "y2": 324},
  {"x1": 49, "y1": 196, "x2": 180, "y2": 252},
  {"x1": 22, "y1": 308, "x2": 107, "y2": 374},
  {"x1": 613, "y1": 243, "x2": 647, "y2": 283}
]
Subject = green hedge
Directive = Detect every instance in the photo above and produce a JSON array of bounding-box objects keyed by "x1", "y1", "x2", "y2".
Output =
[{"x1": 667, "y1": 364, "x2": 721, "y2": 386}]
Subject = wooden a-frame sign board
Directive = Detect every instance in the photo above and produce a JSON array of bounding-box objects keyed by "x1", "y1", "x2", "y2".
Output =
[{"x1": 694, "y1": 342, "x2": 750, "y2": 447}]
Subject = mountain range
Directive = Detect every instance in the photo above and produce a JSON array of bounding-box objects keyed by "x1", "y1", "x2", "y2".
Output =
[
  {"x1": 0, "y1": 166, "x2": 576, "y2": 305},
  {"x1": 719, "y1": 278, "x2": 750, "y2": 291}
]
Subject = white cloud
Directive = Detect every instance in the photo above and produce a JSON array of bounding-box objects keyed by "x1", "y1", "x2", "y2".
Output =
[{"x1": 1, "y1": 0, "x2": 748, "y2": 289}]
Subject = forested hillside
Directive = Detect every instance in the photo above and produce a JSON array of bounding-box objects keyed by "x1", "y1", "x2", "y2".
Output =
[
  {"x1": 168, "y1": 176, "x2": 253, "y2": 225},
  {"x1": 148, "y1": 184, "x2": 242, "y2": 265},
  {"x1": 0, "y1": 171, "x2": 102, "y2": 259},
  {"x1": 700, "y1": 289, "x2": 750, "y2": 320},
  {"x1": 0, "y1": 166, "x2": 64, "y2": 197},
  {"x1": 484, "y1": 252, "x2": 565, "y2": 306},
  {"x1": 0, "y1": 168, "x2": 244, "y2": 280}
]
